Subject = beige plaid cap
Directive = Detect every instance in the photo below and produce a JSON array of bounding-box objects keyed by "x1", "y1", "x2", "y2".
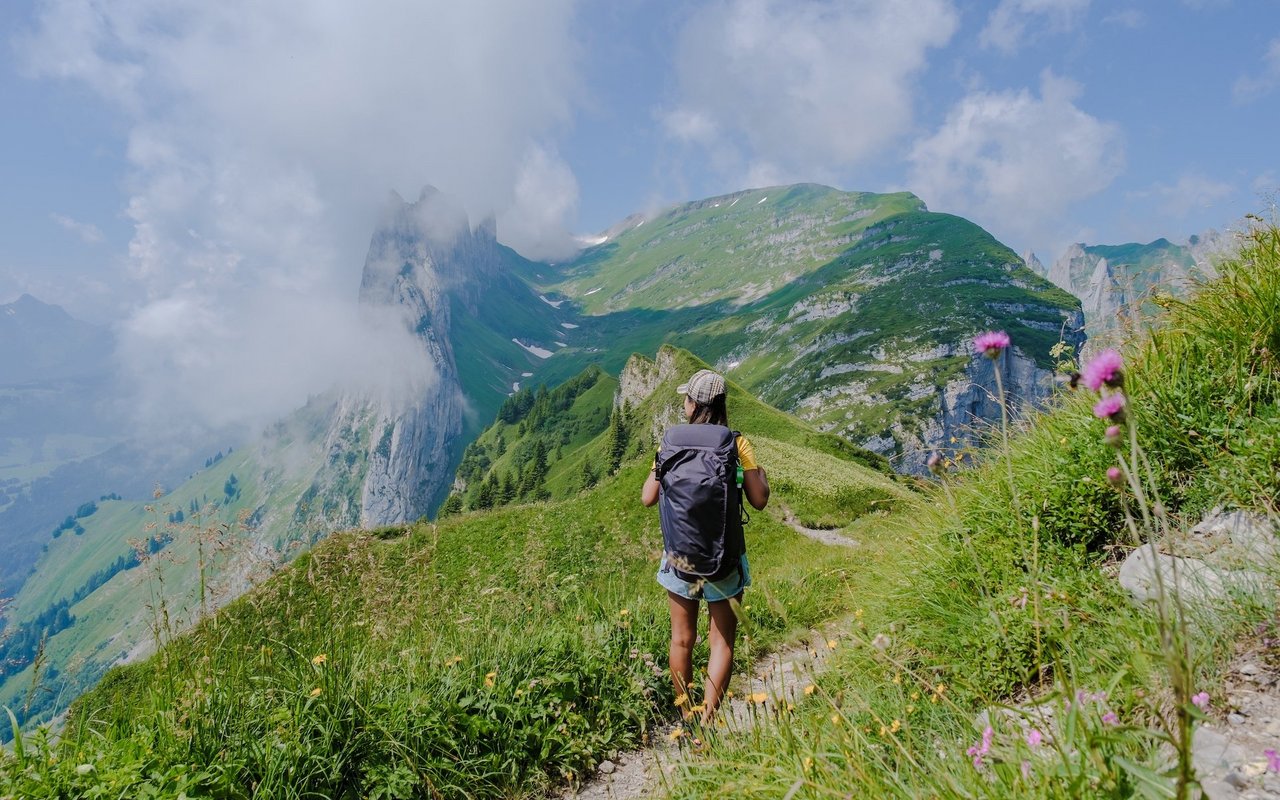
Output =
[{"x1": 677, "y1": 369, "x2": 727, "y2": 404}]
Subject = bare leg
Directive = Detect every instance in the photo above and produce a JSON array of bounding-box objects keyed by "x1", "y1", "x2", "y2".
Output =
[
  {"x1": 666, "y1": 590, "x2": 700, "y2": 714},
  {"x1": 702, "y1": 594, "x2": 741, "y2": 723}
]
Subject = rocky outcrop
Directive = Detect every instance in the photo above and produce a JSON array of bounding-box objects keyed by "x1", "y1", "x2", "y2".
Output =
[
  {"x1": 1037, "y1": 234, "x2": 1225, "y2": 341},
  {"x1": 889, "y1": 336, "x2": 1078, "y2": 475},
  {"x1": 322, "y1": 188, "x2": 512, "y2": 527}
]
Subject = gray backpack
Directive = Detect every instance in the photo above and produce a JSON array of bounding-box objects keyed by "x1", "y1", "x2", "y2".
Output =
[{"x1": 655, "y1": 424, "x2": 746, "y2": 582}]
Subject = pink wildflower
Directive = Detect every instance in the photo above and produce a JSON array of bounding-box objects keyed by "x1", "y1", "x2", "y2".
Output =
[
  {"x1": 1106, "y1": 467, "x2": 1124, "y2": 487},
  {"x1": 974, "y1": 331, "x2": 1011, "y2": 359},
  {"x1": 1266, "y1": 749, "x2": 1279, "y2": 772},
  {"x1": 967, "y1": 725, "x2": 994, "y2": 768},
  {"x1": 1191, "y1": 692, "x2": 1210, "y2": 711},
  {"x1": 1026, "y1": 729, "x2": 1043, "y2": 748},
  {"x1": 1021, "y1": 760, "x2": 1032, "y2": 779},
  {"x1": 1102, "y1": 712, "x2": 1119, "y2": 726},
  {"x1": 1093, "y1": 393, "x2": 1126, "y2": 421},
  {"x1": 1104, "y1": 424, "x2": 1123, "y2": 448},
  {"x1": 1082, "y1": 349, "x2": 1124, "y2": 391}
]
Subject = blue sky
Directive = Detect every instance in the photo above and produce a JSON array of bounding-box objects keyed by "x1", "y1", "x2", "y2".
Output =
[{"x1": 1, "y1": 0, "x2": 1277, "y2": 427}]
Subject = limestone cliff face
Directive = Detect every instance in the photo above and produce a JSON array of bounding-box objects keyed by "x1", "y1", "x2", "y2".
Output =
[
  {"x1": 318, "y1": 189, "x2": 511, "y2": 527},
  {"x1": 1033, "y1": 233, "x2": 1224, "y2": 342}
]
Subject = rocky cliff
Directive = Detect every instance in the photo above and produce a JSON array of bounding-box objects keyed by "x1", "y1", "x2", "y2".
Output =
[{"x1": 1027, "y1": 232, "x2": 1226, "y2": 342}]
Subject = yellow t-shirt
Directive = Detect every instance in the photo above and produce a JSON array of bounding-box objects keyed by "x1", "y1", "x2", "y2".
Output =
[{"x1": 652, "y1": 433, "x2": 759, "y2": 471}]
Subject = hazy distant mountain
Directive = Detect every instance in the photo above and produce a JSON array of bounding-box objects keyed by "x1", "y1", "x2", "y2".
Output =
[
  {"x1": 0, "y1": 294, "x2": 113, "y2": 385},
  {"x1": 1025, "y1": 232, "x2": 1228, "y2": 341}
]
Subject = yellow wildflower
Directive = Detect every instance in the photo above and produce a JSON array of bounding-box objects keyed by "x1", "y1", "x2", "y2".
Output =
[
  {"x1": 830, "y1": 714, "x2": 842, "y2": 725},
  {"x1": 311, "y1": 654, "x2": 327, "y2": 666},
  {"x1": 619, "y1": 608, "x2": 630, "y2": 616},
  {"x1": 906, "y1": 704, "x2": 916, "y2": 714},
  {"x1": 484, "y1": 671, "x2": 497, "y2": 687},
  {"x1": 674, "y1": 693, "x2": 689, "y2": 707},
  {"x1": 668, "y1": 728, "x2": 685, "y2": 741},
  {"x1": 749, "y1": 692, "x2": 768, "y2": 704},
  {"x1": 804, "y1": 684, "x2": 816, "y2": 696},
  {"x1": 309, "y1": 687, "x2": 322, "y2": 697},
  {"x1": 878, "y1": 725, "x2": 887, "y2": 736},
  {"x1": 446, "y1": 655, "x2": 462, "y2": 666},
  {"x1": 892, "y1": 672, "x2": 901, "y2": 685},
  {"x1": 891, "y1": 719, "x2": 901, "y2": 733},
  {"x1": 854, "y1": 608, "x2": 864, "y2": 620},
  {"x1": 803, "y1": 757, "x2": 813, "y2": 772},
  {"x1": 910, "y1": 691, "x2": 920, "y2": 701},
  {"x1": 826, "y1": 639, "x2": 838, "y2": 651}
]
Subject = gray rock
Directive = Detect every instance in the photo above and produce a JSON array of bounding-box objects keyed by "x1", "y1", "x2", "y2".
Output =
[
  {"x1": 1229, "y1": 713, "x2": 1248, "y2": 726},
  {"x1": 598, "y1": 760, "x2": 616, "y2": 775},
  {"x1": 1226, "y1": 770, "x2": 1250, "y2": 790}
]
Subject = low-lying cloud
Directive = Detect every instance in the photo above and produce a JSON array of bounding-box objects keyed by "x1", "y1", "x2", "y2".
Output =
[{"x1": 17, "y1": 0, "x2": 583, "y2": 433}]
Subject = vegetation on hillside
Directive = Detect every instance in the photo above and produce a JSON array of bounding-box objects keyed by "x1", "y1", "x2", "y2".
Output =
[
  {"x1": 0, "y1": 347, "x2": 908, "y2": 798},
  {"x1": 660, "y1": 222, "x2": 1280, "y2": 797}
]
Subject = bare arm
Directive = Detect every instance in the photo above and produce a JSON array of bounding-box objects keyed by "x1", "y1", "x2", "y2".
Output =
[
  {"x1": 743, "y1": 467, "x2": 769, "y2": 510},
  {"x1": 641, "y1": 469, "x2": 660, "y2": 507}
]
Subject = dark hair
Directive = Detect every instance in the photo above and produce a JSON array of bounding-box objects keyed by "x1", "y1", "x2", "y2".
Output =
[{"x1": 688, "y1": 394, "x2": 728, "y2": 426}]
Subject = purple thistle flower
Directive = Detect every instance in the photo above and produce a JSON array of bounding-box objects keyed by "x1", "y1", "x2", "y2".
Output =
[
  {"x1": 1101, "y1": 712, "x2": 1119, "y2": 726},
  {"x1": 1106, "y1": 466, "x2": 1124, "y2": 487},
  {"x1": 1026, "y1": 729, "x2": 1042, "y2": 748},
  {"x1": 1191, "y1": 692, "x2": 1210, "y2": 710},
  {"x1": 1093, "y1": 393, "x2": 1126, "y2": 421},
  {"x1": 974, "y1": 330, "x2": 1011, "y2": 359},
  {"x1": 1082, "y1": 349, "x2": 1124, "y2": 391},
  {"x1": 1104, "y1": 424, "x2": 1123, "y2": 448},
  {"x1": 1266, "y1": 749, "x2": 1279, "y2": 772}
]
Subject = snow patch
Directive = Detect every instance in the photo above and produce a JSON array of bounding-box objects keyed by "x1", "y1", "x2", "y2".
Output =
[
  {"x1": 575, "y1": 234, "x2": 609, "y2": 246},
  {"x1": 729, "y1": 197, "x2": 740, "y2": 207},
  {"x1": 538, "y1": 295, "x2": 565, "y2": 308},
  {"x1": 554, "y1": 342, "x2": 567, "y2": 348},
  {"x1": 512, "y1": 339, "x2": 553, "y2": 359},
  {"x1": 512, "y1": 382, "x2": 520, "y2": 392},
  {"x1": 584, "y1": 287, "x2": 602, "y2": 296},
  {"x1": 560, "y1": 322, "x2": 579, "y2": 329},
  {"x1": 521, "y1": 372, "x2": 533, "y2": 377},
  {"x1": 757, "y1": 196, "x2": 768, "y2": 204}
]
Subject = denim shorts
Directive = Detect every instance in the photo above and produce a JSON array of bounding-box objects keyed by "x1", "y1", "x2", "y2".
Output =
[{"x1": 657, "y1": 553, "x2": 751, "y2": 602}]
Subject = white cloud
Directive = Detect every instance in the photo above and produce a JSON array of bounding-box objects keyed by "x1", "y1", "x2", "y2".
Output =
[
  {"x1": 980, "y1": 0, "x2": 1091, "y2": 54},
  {"x1": 17, "y1": 0, "x2": 583, "y2": 431},
  {"x1": 1130, "y1": 173, "x2": 1235, "y2": 219},
  {"x1": 50, "y1": 213, "x2": 105, "y2": 244},
  {"x1": 662, "y1": 0, "x2": 957, "y2": 186},
  {"x1": 907, "y1": 71, "x2": 1124, "y2": 250},
  {"x1": 1102, "y1": 9, "x2": 1145, "y2": 29},
  {"x1": 1233, "y1": 38, "x2": 1280, "y2": 103},
  {"x1": 500, "y1": 145, "x2": 582, "y2": 262}
]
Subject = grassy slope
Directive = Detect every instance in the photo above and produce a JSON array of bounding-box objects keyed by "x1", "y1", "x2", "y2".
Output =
[
  {"x1": 662, "y1": 225, "x2": 1280, "y2": 797},
  {"x1": 530, "y1": 187, "x2": 1080, "y2": 449},
  {"x1": 18, "y1": 348, "x2": 913, "y2": 798}
]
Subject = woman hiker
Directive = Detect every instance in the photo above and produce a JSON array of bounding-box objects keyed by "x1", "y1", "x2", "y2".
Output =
[{"x1": 641, "y1": 368, "x2": 770, "y2": 725}]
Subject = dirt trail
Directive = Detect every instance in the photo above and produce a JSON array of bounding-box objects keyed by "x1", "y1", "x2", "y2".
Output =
[
  {"x1": 779, "y1": 505, "x2": 858, "y2": 548},
  {"x1": 560, "y1": 621, "x2": 843, "y2": 800}
]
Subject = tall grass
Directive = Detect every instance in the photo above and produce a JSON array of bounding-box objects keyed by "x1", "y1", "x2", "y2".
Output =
[
  {"x1": 0, "y1": 414, "x2": 901, "y2": 797},
  {"x1": 660, "y1": 223, "x2": 1280, "y2": 798}
]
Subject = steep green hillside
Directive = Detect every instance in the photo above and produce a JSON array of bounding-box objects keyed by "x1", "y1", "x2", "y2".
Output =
[
  {"x1": 8, "y1": 350, "x2": 913, "y2": 798},
  {"x1": 445, "y1": 346, "x2": 894, "y2": 517},
  {"x1": 531, "y1": 185, "x2": 1081, "y2": 470}
]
